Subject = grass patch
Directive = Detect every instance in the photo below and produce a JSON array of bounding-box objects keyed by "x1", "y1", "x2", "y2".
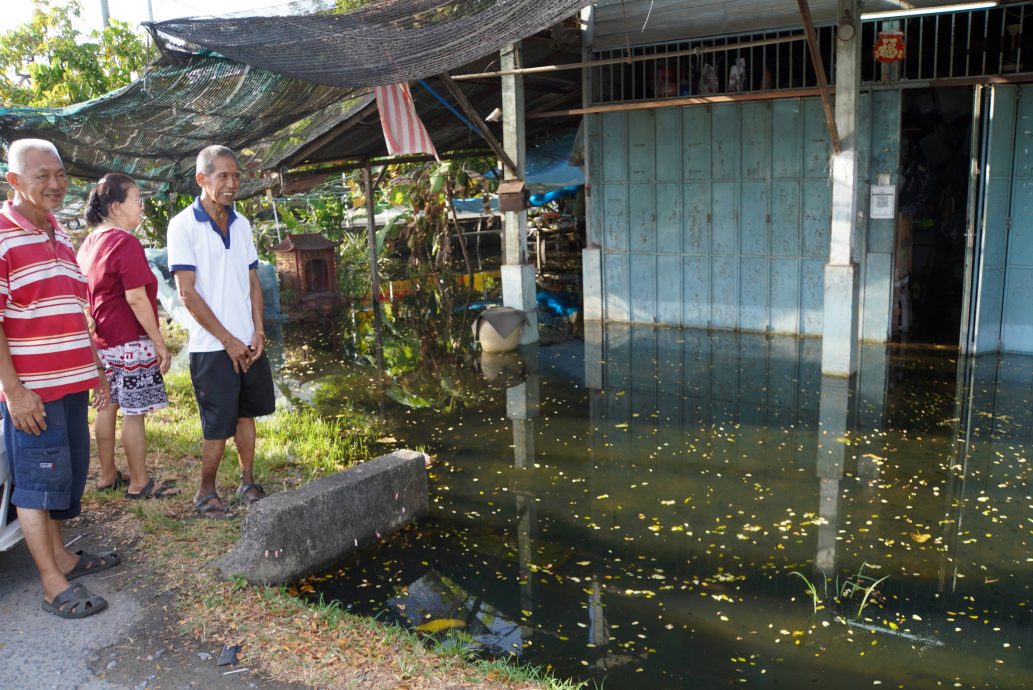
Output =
[{"x1": 79, "y1": 322, "x2": 579, "y2": 689}]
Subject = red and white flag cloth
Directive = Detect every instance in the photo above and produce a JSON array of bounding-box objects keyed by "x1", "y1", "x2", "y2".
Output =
[{"x1": 374, "y1": 83, "x2": 438, "y2": 159}]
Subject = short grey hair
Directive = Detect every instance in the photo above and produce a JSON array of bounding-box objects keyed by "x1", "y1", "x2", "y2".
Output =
[
  {"x1": 7, "y1": 139, "x2": 62, "y2": 175},
  {"x1": 196, "y1": 145, "x2": 238, "y2": 176}
]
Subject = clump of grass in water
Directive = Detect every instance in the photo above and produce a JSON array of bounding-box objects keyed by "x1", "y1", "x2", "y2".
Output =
[
  {"x1": 839, "y1": 563, "x2": 890, "y2": 620},
  {"x1": 790, "y1": 563, "x2": 888, "y2": 620},
  {"x1": 789, "y1": 571, "x2": 826, "y2": 613}
]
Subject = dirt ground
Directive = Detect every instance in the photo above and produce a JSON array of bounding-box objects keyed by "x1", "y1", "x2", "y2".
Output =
[{"x1": 0, "y1": 511, "x2": 307, "y2": 690}]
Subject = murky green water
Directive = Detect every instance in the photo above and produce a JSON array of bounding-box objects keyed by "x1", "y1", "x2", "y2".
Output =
[{"x1": 278, "y1": 317, "x2": 1033, "y2": 689}]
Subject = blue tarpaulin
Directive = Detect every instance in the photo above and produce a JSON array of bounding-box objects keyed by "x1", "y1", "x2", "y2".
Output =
[{"x1": 454, "y1": 131, "x2": 583, "y2": 212}]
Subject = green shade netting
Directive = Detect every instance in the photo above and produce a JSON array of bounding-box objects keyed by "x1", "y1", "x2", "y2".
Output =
[
  {"x1": 146, "y1": 0, "x2": 588, "y2": 88},
  {"x1": 1, "y1": 54, "x2": 370, "y2": 195}
]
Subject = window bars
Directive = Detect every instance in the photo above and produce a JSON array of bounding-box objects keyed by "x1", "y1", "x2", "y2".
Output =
[{"x1": 588, "y1": 1, "x2": 1031, "y2": 105}]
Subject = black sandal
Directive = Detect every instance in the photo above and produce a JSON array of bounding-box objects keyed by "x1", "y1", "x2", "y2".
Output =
[
  {"x1": 65, "y1": 549, "x2": 122, "y2": 581},
  {"x1": 125, "y1": 478, "x2": 179, "y2": 500},
  {"x1": 194, "y1": 493, "x2": 233, "y2": 519},
  {"x1": 96, "y1": 471, "x2": 130, "y2": 491},
  {"x1": 42, "y1": 583, "x2": 108, "y2": 619},
  {"x1": 236, "y1": 482, "x2": 266, "y2": 506}
]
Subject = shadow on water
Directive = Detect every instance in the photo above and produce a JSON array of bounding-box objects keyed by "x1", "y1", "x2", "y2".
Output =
[{"x1": 281, "y1": 316, "x2": 1033, "y2": 689}]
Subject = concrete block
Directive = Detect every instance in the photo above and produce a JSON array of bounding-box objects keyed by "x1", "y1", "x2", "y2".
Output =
[
  {"x1": 821, "y1": 263, "x2": 859, "y2": 376},
  {"x1": 501, "y1": 263, "x2": 539, "y2": 344},
  {"x1": 213, "y1": 450, "x2": 428, "y2": 585}
]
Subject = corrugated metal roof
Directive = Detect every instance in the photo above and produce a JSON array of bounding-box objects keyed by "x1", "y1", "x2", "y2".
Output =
[{"x1": 591, "y1": 0, "x2": 988, "y2": 48}]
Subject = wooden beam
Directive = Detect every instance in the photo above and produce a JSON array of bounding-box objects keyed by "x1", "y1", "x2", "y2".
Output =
[
  {"x1": 528, "y1": 87, "x2": 828, "y2": 119},
  {"x1": 280, "y1": 147, "x2": 491, "y2": 178},
  {"x1": 797, "y1": 0, "x2": 841, "y2": 153},
  {"x1": 436, "y1": 72, "x2": 520, "y2": 178},
  {"x1": 286, "y1": 100, "x2": 379, "y2": 167}
]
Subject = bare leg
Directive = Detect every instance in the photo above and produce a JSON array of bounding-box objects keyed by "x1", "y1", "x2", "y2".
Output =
[
  {"x1": 195, "y1": 438, "x2": 229, "y2": 513},
  {"x1": 19, "y1": 507, "x2": 69, "y2": 602},
  {"x1": 234, "y1": 417, "x2": 256, "y2": 486},
  {"x1": 94, "y1": 403, "x2": 120, "y2": 487},
  {"x1": 121, "y1": 413, "x2": 149, "y2": 494}
]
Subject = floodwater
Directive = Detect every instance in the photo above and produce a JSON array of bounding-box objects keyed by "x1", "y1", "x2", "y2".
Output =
[{"x1": 278, "y1": 317, "x2": 1033, "y2": 689}]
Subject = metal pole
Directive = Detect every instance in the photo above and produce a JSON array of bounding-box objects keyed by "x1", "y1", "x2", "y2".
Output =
[
  {"x1": 363, "y1": 162, "x2": 384, "y2": 369},
  {"x1": 100, "y1": 0, "x2": 110, "y2": 28}
]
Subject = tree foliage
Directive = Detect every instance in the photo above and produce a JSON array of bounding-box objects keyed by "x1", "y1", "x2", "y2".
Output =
[{"x1": 0, "y1": 0, "x2": 151, "y2": 107}]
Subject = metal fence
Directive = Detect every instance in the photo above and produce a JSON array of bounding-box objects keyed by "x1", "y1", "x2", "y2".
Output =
[{"x1": 588, "y1": 1, "x2": 1032, "y2": 105}]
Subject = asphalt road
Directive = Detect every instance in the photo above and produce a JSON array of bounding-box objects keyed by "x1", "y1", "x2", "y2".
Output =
[{"x1": 0, "y1": 525, "x2": 302, "y2": 690}]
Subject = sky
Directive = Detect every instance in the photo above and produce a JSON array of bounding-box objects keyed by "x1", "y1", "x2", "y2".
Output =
[{"x1": 0, "y1": 0, "x2": 302, "y2": 34}]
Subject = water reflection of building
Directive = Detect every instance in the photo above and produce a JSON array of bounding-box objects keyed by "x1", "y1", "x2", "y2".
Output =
[
  {"x1": 940, "y1": 354, "x2": 1033, "y2": 596},
  {"x1": 310, "y1": 320, "x2": 1033, "y2": 687},
  {"x1": 506, "y1": 346, "x2": 540, "y2": 646},
  {"x1": 584, "y1": 323, "x2": 897, "y2": 582}
]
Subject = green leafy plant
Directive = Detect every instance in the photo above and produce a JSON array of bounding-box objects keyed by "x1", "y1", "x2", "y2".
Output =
[{"x1": 0, "y1": 0, "x2": 152, "y2": 108}]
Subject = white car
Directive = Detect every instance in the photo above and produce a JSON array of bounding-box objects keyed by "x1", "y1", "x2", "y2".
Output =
[{"x1": 0, "y1": 436, "x2": 22, "y2": 551}]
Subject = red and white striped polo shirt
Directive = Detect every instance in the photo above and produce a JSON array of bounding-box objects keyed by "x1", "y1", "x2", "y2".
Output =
[{"x1": 0, "y1": 201, "x2": 98, "y2": 402}]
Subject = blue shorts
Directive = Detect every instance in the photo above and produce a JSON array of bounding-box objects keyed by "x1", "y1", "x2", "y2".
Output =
[{"x1": 1, "y1": 391, "x2": 90, "y2": 520}]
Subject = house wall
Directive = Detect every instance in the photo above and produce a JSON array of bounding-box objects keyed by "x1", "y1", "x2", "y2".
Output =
[
  {"x1": 585, "y1": 92, "x2": 903, "y2": 339},
  {"x1": 588, "y1": 96, "x2": 835, "y2": 334},
  {"x1": 1000, "y1": 85, "x2": 1033, "y2": 353}
]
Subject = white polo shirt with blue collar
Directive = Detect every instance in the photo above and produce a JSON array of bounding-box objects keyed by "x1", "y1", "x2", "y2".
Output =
[{"x1": 167, "y1": 198, "x2": 260, "y2": 353}]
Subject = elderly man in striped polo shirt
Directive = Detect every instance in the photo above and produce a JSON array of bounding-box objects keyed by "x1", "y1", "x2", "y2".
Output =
[{"x1": 1, "y1": 139, "x2": 115, "y2": 619}]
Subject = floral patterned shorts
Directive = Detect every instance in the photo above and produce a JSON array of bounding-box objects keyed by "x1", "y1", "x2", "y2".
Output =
[{"x1": 99, "y1": 338, "x2": 169, "y2": 415}]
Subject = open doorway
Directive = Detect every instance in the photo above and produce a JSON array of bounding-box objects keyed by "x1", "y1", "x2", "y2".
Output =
[{"x1": 893, "y1": 87, "x2": 974, "y2": 345}]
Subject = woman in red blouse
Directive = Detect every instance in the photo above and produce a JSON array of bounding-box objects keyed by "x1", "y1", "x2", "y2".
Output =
[{"x1": 77, "y1": 174, "x2": 173, "y2": 499}]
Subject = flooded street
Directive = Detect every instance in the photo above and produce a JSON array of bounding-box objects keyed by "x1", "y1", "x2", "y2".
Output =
[{"x1": 277, "y1": 316, "x2": 1033, "y2": 689}]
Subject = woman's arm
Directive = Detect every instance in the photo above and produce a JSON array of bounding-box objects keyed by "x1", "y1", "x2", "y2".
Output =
[{"x1": 125, "y1": 286, "x2": 171, "y2": 374}]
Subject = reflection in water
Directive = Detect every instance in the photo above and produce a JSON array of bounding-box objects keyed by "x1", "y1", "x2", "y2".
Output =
[{"x1": 297, "y1": 322, "x2": 1033, "y2": 689}]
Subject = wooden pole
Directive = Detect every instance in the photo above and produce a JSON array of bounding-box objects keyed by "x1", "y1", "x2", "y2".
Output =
[
  {"x1": 796, "y1": 0, "x2": 841, "y2": 153},
  {"x1": 363, "y1": 161, "x2": 384, "y2": 369},
  {"x1": 437, "y1": 72, "x2": 520, "y2": 178},
  {"x1": 443, "y1": 177, "x2": 474, "y2": 279}
]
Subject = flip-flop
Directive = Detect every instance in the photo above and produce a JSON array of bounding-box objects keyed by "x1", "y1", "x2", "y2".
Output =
[
  {"x1": 42, "y1": 582, "x2": 108, "y2": 619},
  {"x1": 96, "y1": 471, "x2": 130, "y2": 491},
  {"x1": 194, "y1": 492, "x2": 233, "y2": 519},
  {"x1": 65, "y1": 549, "x2": 122, "y2": 581},
  {"x1": 236, "y1": 482, "x2": 266, "y2": 506},
  {"x1": 125, "y1": 478, "x2": 179, "y2": 500}
]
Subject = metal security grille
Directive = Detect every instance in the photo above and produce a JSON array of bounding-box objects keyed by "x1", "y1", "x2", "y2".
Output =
[
  {"x1": 589, "y1": 25, "x2": 837, "y2": 104},
  {"x1": 862, "y1": 2, "x2": 1031, "y2": 83},
  {"x1": 589, "y1": 1, "x2": 1033, "y2": 105}
]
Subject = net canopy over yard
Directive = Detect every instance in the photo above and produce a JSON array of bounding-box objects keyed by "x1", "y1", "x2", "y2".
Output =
[
  {"x1": 0, "y1": 0, "x2": 586, "y2": 196},
  {"x1": 0, "y1": 55, "x2": 369, "y2": 196},
  {"x1": 145, "y1": 0, "x2": 588, "y2": 88}
]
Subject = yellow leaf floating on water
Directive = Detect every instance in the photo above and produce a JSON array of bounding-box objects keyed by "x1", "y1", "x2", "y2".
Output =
[
  {"x1": 910, "y1": 532, "x2": 932, "y2": 543},
  {"x1": 415, "y1": 619, "x2": 466, "y2": 633}
]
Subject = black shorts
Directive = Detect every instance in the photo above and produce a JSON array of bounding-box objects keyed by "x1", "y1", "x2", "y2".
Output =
[{"x1": 189, "y1": 350, "x2": 276, "y2": 440}]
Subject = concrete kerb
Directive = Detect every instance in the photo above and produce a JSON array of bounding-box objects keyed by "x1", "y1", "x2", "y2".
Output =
[{"x1": 213, "y1": 449, "x2": 429, "y2": 585}]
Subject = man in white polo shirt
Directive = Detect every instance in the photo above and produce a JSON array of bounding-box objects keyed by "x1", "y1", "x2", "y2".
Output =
[{"x1": 167, "y1": 145, "x2": 274, "y2": 518}]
